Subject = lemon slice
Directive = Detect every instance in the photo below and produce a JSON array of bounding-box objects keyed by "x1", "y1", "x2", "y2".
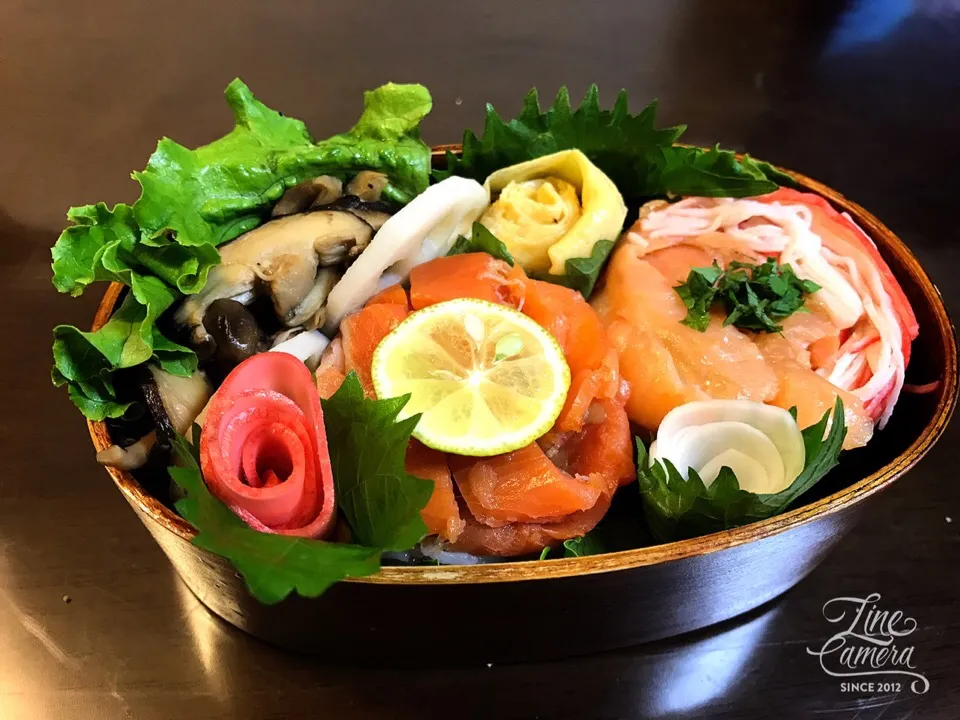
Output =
[{"x1": 371, "y1": 298, "x2": 570, "y2": 456}]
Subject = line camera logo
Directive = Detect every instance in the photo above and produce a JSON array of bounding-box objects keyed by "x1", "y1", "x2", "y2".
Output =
[{"x1": 806, "y1": 592, "x2": 930, "y2": 695}]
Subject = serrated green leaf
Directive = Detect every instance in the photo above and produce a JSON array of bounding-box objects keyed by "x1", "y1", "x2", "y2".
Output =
[
  {"x1": 651, "y1": 145, "x2": 779, "y2": 198},
  {"x1": 320, "y1": 372, "x2": 435, "y2": 551},
  {"x1": 447, "y1": 222, "x2": 515, "y2": 265},
  {"x1": 440, "y1": 86, "x2": 787, "y2": 200},
  {"x1": 637, "y1": 397, "x2": 846, "y2": 541},
  {"x1": 531, "y1": 239, "x2": 615, "y2": 299},
  {"x1": 563, "y1": 533, "x2": 606, "y2": 558},
  {"x1": 167, "y1": 438, "x2": 380, "y2": 605}
]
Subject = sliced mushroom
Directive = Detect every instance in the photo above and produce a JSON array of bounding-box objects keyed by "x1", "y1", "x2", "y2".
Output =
[
  {"x1": 346, "y1": 171, "x2": 389, "y2": 202},
  {"x1": 175, "y1": 264, "x2": 258, "y2": 345},
  {"x1": 324, "y1": 195, "x2": 394, "y2": 231},
  {"x1": 97, "y1": 432, "x2": 157, "y2": 471},
  {"x1": 283, "y1": 266, "x2": 341, "y2": 328},
  {"x1": 174, "y1": 210, "x2": 375, "y2": 343},
  {"x1": 146, "y1": 366, "x2": 213, "y2": 436},
  {"x1": 272, "y1": 176, "x2": 343, "y2": 217},
  {"x1": 203, "y1": 299, "x2": 265, "y2": 376}
]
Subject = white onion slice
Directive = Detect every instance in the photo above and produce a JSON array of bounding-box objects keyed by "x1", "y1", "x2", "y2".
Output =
[
  {"x1": 323, "y1": 177, "x2": 489, "y2": 332},
  {"x1": 650, "y1": 400, "x2": 805, "y2": 494},
  {"x1": 269, "y1": 330, "x2": 330, "y2": 370}
]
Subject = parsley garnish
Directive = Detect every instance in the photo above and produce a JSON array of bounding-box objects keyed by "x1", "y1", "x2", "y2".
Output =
[{"x1": 674, "y1": 258, "x2": 820, "y2": 333}]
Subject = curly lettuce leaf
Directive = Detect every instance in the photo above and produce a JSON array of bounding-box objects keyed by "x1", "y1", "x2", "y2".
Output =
[
  {"x1": 51, "y1": 276, "x2": 195, "y2": 420},
  {"x1": 320, "y1": 372, "x2": 434, "y2": 551},
  {"x1": 134, "y1": 80, "x2": 432, "y2": 252},
  {"x1": 637, "y1": 397, "x2": 846, "y2": 542},
  {"x1": 168, "y1": 438, "x2": 380, "y2": 605},
  {"x1": 439, "y1": 85, "x2": 793, "y2": 200},
  {"x1": 52, "y1": 79, "x2": 433, "y2": 419}
]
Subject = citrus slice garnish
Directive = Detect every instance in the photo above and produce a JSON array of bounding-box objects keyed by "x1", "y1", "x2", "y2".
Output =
[{"x1": 371, "y1": 298, "x2": 570, "y2": 456}]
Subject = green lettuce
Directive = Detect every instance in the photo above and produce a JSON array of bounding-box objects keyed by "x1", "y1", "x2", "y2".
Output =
[
  {"x1": 637, "y1": 398, "x2": 846, "y2": 542},
  {"x1": 52, "y1": 79, "x2": 433, "y2": 418}
]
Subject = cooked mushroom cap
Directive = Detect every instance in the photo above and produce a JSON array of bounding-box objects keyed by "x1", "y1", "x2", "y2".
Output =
[
  {"x1": 140, "y1": 365, "x2": 213, "y2": 452},
  {"x1": 272, "y1": 176, "x2": 343, "y2": 217},
  {"x1": 146, "y1": 367, "x2": 212, "y2": 436},
  {"x1": 174, "y1": 210, "x2": 374, "y2": 342},
  {"x1": 203, "y1": 299, "x2": 265, "y2": 373},
  {"x1": 346, "y1": 171, "x2": 389, "y2": 202},
  {"x1": 325, "y1": 195, "x2": 394, "y2": 231}
]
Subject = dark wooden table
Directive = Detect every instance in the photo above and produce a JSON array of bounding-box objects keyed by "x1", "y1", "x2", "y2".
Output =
[{"x1": 1, "y1": 2, "x2": 958, "y2": 718}]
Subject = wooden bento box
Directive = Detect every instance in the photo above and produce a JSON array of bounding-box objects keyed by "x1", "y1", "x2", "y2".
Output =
[{"x1": 86, "y1": 149, "x2": 958, "y2": 661}]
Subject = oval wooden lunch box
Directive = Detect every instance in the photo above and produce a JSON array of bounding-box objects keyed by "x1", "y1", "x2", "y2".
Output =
[{"x1": 86, "y1": 149, "x2": 958, "y2": 662}]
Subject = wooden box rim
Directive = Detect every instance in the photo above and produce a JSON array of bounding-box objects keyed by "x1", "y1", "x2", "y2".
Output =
[{"x1": 86, "y1": 146, "x2": 959, "y2": 586}]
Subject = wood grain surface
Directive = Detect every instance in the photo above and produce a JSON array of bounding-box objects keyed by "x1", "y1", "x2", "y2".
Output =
[{"x1": 1, "y1": 1, "x2": 959, "y2": 718}]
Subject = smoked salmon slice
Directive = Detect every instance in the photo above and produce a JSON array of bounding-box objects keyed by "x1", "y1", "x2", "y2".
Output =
[
  {"x1": 409, "y1": 253, "x2": 526, "y2": 310},
  {"x1": 523, "y1": 278, "x2": 620, "y2": 432},
  {"x1": 448, "y1": 397, "x2": 634, "y2": 555},
  {"x1": 450, "y1": 494, "x2": 613, "y2": 557},
  {"x1": 315, "y1": 366, "x2": 346, "y2": 400},
  {"x1": 328, "y1": 253, "x2": 633, "y2": 557},
  {"x1": 450, "y1": 444, "x2": 608, "y2": 526},
  {"x1": 405, "y1": 439, "x2": 464, "y2": 542},
  {"x1": 366, "y1": 283, "x2": 411, "y2": 309},
  {"x1": 593, "y1": 244, "x2": 779, "y2": 431},
  {"x1": 339, "y1": 303, "x2": 408, "y2": 397},
  {"x1": 522, "y1": 279, "x2": 607, "y2": 374}
]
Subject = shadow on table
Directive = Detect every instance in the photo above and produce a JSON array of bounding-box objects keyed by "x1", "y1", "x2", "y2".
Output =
[{"x1": 177, "y1": 570, "x2": 785, "y2": 719}]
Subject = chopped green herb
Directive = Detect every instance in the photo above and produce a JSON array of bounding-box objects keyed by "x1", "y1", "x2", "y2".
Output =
[{"x1": 674, "y1": 258, "x2": 820, "y2": 333}]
